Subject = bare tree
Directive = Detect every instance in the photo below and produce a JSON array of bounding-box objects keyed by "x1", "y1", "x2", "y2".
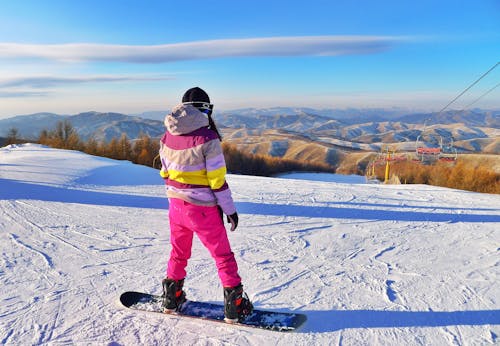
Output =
[{"x1": 6, "y1": 128, "x2": 19, "y2": 145}]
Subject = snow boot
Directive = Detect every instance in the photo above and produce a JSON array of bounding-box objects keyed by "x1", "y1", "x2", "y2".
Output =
[
  {"x1": 162, "y1": 278, "x2": 186, "y2": 312},
  {"x1": 223, "y1": 284, "x2": 253, "y2": 322}
]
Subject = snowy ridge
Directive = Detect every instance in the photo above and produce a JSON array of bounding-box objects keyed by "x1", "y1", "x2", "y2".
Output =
[{"x1": 0, "y1": 144, "x2": 499, "y2": 345}]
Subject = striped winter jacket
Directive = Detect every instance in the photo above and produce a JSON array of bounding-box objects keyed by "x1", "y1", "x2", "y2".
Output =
[{"x1": 159, "y1": 104, "x2": 236, "y2": 215}]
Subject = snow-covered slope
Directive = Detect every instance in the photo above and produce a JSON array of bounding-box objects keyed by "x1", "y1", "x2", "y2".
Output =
[{"x1": 1, "y1": 144, "x2": 499, "y2": 345}]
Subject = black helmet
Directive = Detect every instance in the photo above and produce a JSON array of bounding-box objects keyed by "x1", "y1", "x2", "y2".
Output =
[{"x1": 182, "y1": 87, "x2": 213, "y2": 114}]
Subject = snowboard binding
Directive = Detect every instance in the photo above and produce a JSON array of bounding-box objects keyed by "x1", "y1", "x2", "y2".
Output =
[
  {"x1": 162, "y1": 278, "x2": 186, "y2": 312},
  {"x1": 223, "y1": 284, "x2": 253, "y2": 322}
]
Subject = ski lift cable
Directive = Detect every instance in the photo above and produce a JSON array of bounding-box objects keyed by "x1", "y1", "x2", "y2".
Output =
[
  {"x1": 401, "y1": 62, "x2": 497, "y2": 163},
  {"x1": 420, "y1": 61, "x2": 499, "y2": 135},
  {"x1": 460, "y1": 81, "x2": 500, "y2": 110},
  {"x1": 436, "y1": 61, "x2": 499, "y2": 116},
  {"x1": 417, "y1": 62, "x2": 498, "y2": 154}
]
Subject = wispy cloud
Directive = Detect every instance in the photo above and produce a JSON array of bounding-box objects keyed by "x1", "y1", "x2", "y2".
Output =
[
  {"x1": 0, "y1": 75, "x2": 174, "y2": 88},
  {"x1": 0, "y1": 36, "x2": 407, "y2": 63},
  {"x1": 0, "y1": 91, "x2": 51, "y2": 98}
]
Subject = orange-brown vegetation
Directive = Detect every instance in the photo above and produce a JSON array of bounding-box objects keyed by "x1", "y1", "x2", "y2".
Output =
[
  {"x1": 38, "y1": 121, "x2": 160, "y2": 169},
  {"x1": 371, "y1": 159, "x2": 500, "y2": 194},
  {"x1": 4, "y1": 127, "x2": 29, "y2": 146},
  {"x1": 37, "y1": 121, "x2": 334, "y2": 176},
  {"x1": 35, "y1": 121, "x2": 499, "y2": 194},
  {"x1": 222, "y1": 142, "x2": 334, "y2": 176}
]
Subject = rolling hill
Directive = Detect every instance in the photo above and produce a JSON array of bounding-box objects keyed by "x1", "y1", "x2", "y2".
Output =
[{"x1": 1, "y1": 109, "x2": 498, "y2": 168}]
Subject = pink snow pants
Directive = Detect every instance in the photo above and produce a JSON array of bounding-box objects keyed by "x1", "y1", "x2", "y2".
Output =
[{"x1": 166, "y1": 198, "x2": 241, "y2": 288}]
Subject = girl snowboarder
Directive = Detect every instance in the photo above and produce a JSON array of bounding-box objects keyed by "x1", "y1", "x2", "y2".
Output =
[{"x1": 158, "y1": 87, "x2": 253, "y2": 321}]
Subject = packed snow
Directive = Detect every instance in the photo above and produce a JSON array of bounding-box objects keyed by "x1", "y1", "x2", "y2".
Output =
[{"x1": 1, "y1": 144, "x2": 499, "y2": 345}]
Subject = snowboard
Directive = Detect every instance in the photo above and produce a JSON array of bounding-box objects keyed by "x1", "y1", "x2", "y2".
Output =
[{"x1": 119, "y1": 291, "x2": 307, "y2": 332}]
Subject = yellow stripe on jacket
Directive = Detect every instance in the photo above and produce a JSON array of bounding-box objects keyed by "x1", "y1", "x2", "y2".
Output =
[{"x1": 167, "y1": 166, "x2": 227, "y2": 190}]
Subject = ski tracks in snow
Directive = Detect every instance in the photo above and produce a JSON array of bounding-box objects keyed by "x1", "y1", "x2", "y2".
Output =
[
  {"x1": 372, "y1": 245, "x2": 408, "y2": 307},
  {"x1": 2, "y1": 146, "x2": 500, "y2": 345},
  {"x1": 239, "y1": 219, "x2": 335, "y2": 310},
  {"x1": 0, "y1": 198, "x2": 165, "y2": 344}
]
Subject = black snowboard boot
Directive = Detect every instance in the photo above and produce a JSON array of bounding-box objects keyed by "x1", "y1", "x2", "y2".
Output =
[
  {"x1": 224, "y1": 284, "x2": 253, "y2": 322},
  {"x1": 162, "y1": 278, "x2": 186, "y2": 312}
]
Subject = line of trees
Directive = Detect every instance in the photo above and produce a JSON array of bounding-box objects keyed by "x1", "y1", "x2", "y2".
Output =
[
  {"x1": 222, "y1": 142, "x2": 334, "y2": 176},
  {"x1": 37, "y1": 120, "x2": 160, "y2": 168},
  {"x1": 370, "y1": 160, "x2": 500, "y2": 194},
  {"x1": 8, "y1": 121, "x2": 498, "y2": 193},
  {"x1": 4, "y1": 128, "x2": 29, "y2": 146},
  {"x1": 34, "y1": 120, "x2": 335, "y2": 176}
]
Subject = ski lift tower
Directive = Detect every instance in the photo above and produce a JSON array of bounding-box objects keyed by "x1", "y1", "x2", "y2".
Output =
[{"x1": 381, "y1": 145, "x2": 400, "y2": 183}]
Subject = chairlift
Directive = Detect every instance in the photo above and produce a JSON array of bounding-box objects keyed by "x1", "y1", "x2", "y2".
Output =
[
  {"x1": 415, "y1": 131, "x2": 441, "y2": 164},
  {"x1": 415, "y1": 132, "x2": 457, "y2": 164},
  {"x1": 415, "y1": 62, "x2": 500, "y2": 164},
  {"x1": 438, "y1": 137, "x2": 458, "y2": 162}
]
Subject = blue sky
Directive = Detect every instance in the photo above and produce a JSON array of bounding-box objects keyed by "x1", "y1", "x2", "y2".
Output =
[{"x1": 0, "y1": 0, "x2": 499, "y2": 118}]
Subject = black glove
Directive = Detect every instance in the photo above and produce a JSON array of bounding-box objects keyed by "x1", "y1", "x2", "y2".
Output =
[
  {"x1": 227, "y1": 212, "x2": 239, "y2": 232},
  {"x1": 217, "y1": 207, "x2": 238, "y2": 232}
]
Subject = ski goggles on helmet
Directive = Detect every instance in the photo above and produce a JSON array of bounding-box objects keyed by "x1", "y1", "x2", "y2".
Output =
[{"x1": 183, "y1": 101, "x2": 213, "y2": 113}]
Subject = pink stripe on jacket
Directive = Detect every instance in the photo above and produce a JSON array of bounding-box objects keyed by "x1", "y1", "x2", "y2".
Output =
[{"x1": 159, "y1": 104, "x2": 236, "y2": 215}]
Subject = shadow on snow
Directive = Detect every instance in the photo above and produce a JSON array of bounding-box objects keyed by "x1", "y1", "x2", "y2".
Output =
[
  {"x1": 1, "y1": 178, "x2": 499, "y2": 223},
  {"x1": 0, "y1": 178, "x2": 168, "y2": 210},
  {"x1": 300, "y1": 309, "x2": 500, "y2": 333},
  {"x1": 235, "y1": 202, "x2": 500, "y2": 223}
]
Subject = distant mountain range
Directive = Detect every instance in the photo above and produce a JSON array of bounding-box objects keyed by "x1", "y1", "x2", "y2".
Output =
[
  {"x1": 1, "y1": 109, "x2": 499, "y2": 160},
  {"x1": 0, "y1": 112, "x2": 164, "y2": 142},
  {"x1": 131, "y1": 107, "x2": 413, "y2": 123},
  {"x1": 214, "y1": 108, "x2": 499, "y2": 157}
]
